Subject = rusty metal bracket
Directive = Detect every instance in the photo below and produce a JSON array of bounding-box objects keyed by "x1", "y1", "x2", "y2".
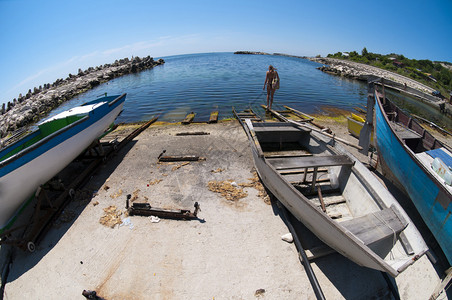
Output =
[{"x1": 126, "y1": 195, "x2": 200, "y2": 220}]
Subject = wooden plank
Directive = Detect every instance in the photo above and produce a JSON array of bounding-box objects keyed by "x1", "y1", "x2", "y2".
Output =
[
  {"x1": 182, "y1": 112, "x2": 196, "y2": 124},
  {"x1": 208, "y1": 111, "x2": 219, "y2": 123},
  {"x1": 175, "y1": 132, "x2": 210, "y2": 136},
  {"x1": 430, "y1": 267, "x2": 452, "y2": 300},
  {"x1": 268, "y1": 155, "x2": 354, "y2": 170},
  {"x1": 265, "y1": 153, "x2": 313, "y2": 159},
  {"x1": 328, "y1": 212, "x2": 343, "y2": 219},
  {"x1": 279, "y1": 167, "x2": 327, "y2": 175},
  {"x1": 283, "y1": 105, "x2": 315, "y2": 121},
  {"x1": 159, "y1": 155, "x2": 202, "y2": 162},
  {"x1": 245, "y1": 119, "x2": 264, "y2": 157},
  {"x1": 284, "y1": 172, "x2": 330, "y2": 184},
  {"x1": 393, "y1": 123, "x2": 422, "y2": 140},
  {"x1": 253, "y1": 125, "x2": 307, "y2": 133},
  {"x1": 304, "y1": 245, "x2": 336, "y2": 261},
  {"x1": 341, "y1": 207, "x2": 407, "y2": 246},
  {"x1": 307, "y1": 195, "x2": 346, "y2": 207},
  {"x1": 281, "y1": 105, "x2": 331, "y2": 131}
]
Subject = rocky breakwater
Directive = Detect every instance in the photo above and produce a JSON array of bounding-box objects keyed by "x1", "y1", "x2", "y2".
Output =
[
  {"x1": 0, "y1": 56, "x2": 164, "y2": 139},
  {"x1": 311, "y1": 57, "x2": 446, "y2": 111},
  {"x1": 234, "y1": 51, "x2": 271, "y2": 55}
]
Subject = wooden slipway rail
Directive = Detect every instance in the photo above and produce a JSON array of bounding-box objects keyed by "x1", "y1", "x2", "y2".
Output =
[{"x1": 0, "y1": 117, "x2": 158, "y2": 253}]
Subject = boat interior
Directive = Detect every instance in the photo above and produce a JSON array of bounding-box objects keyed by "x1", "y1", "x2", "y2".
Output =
[
  {"x1": 382, "y1": 99, "x2": 443, "y2": 153},
  {"x1": 381, "y1": 97, "x2": 452, "y2": 194},
  {"x1": 252, "y1": 121, "x2": 412, "y2": 258}
]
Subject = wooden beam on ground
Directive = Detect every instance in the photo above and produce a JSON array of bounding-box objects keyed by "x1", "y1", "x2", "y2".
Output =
[
  {"x1": 182, "y1": 112, "x2": 195, "y2": 124},
  {"x1": 280, "y1": 105, "x2": 331, "y2": 132},
  {"x1": 158, "y1": 155, "x2": 204, "y2": 162},
  {"x1": 175, "y1": 132, "x2": 210, "y2": 136},
  {"x1": 208, "y1": 111, "x2": 219, "y2": 123},
  {"x1": 283, "y1": 105, "x2": 315, "y2": 121}
]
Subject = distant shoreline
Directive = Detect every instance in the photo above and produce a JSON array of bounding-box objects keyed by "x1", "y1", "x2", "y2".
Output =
[{"x1": 234, "y1": 51, "x2": 450, "y2": 115}]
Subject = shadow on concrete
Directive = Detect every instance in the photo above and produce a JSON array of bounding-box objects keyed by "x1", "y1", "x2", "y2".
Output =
[
  {"x1": 265, "y1": 164, "x2": 452, "y2": 299},
  {"x1": 372, "y1": 168, "x2": 451, "y2": 273},
  {"x1": 372, "y1": 168, "x2": 452, "y2": 299},
  {"x1": 2, "y1": 140, "x2": 137, "y2": 283},
  {"x1": 257, "y1": 172, "x2": 399, "y2": 298},
  {"x1": 274, "y1": 195, "x2": 398, "y2": 299}
]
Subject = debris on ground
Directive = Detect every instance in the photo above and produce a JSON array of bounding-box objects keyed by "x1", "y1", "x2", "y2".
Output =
[
  {"x1": 211, "y1": 168, "x2": 224, "y2": 173},
  {"x1": 243, "y1": 172, "x2": 271, "y2": 204},
  {"x1": 172, "y1": 161, "x2": 190, "y2": 171},
  {"x1": 82, "y1": 289, "x2": 106, "y2": 300},
  {"x1": 93, "y1": 201, "x2": 99, "y2": 206},
  {"x1": 99, "y1": 205, "x2": 123, "y2": 228},
  {"x1": 255, "y1": 288, "x2": 266, "y2": 297},
  {"x1": 207, "y1": 172, "x2": 270, "y2": 203},
  {"x1": 207, "y1": 180, "x2": 248, "y2": 201},
  {"x1": 281, "y1": 233, "x2": 293, "y2": 243},
  {"x1": 110, "y1": 189, "x2": 123, "y2": 199},
  {"x1": 120, "y1": 217, "x2": 134, "y2": 229},
  {"x1": 130, "y1": 189, "x2": 140, "y2": 202},
  {"x1": 149, "y1": 216, "x2": 161, "y2": 223},
  {"x1": 148, "y1": 179, "x2": 163, "y2": 186}
]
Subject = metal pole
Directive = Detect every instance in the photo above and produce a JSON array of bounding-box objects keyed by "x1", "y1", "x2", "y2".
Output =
[{"x1": 279, "y1": 202, "x2": 326, "y2": 300}]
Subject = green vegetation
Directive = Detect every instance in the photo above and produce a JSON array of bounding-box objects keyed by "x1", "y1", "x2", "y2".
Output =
[{"x1": 327, "y1": 48, "x2": 452, "y2": 98}]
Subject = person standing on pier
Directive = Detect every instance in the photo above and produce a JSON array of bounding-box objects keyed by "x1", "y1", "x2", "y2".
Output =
[{"x1": 263, "y1": 65, "x2": 279, "y2": 111}]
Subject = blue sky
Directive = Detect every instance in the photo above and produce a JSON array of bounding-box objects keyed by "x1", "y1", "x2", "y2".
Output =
[{"x1": 1, "y1": 0, "x2": 451, "y2": 105}]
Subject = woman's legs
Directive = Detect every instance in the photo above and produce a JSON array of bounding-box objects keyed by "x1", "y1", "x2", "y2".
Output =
[
  {"x1": 269, "y1": 89, "x2": 275, "y2": 110},
  {"x1": 266, "y1": 87, "x2": 272, "y2": 111}
]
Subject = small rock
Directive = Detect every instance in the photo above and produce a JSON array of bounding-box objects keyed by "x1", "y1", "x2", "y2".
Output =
[{"x1": 281, "y1": 233, "x2": 293, "y2": 243}]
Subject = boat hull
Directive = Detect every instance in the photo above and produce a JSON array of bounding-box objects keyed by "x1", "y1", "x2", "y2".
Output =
[
  {"x1": 238, "y1": 119, "x2": 427, "y2": 277},
  {"x1": 0, "y1": 94, "x2": 125, "y2": 229},
  {"x1": 374, "y1": 95, "x2": 452, "y2": 265},
  {"x1": 347, "y1": 114, "x2": 374, "y2": 145}
]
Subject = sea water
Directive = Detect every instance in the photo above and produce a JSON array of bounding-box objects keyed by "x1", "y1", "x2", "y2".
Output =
[{"x1": 48, "y1": 52, "x2": 451, "y2": 130}]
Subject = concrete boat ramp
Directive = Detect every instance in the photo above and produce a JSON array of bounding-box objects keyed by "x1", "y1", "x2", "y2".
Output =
[{"x1": 1, "y1": 121, "x2": 446, "y2": 299}]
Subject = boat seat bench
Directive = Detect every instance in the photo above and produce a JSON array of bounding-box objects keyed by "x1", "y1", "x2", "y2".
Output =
[
  {"x1": 267, "y1": 155, "x2": 354, "y2": 170},
  {"x1": 393, "y1": 122, "x2": 422, "y2": 140},
  {"x1": 253, "y1": 124, "x2": 311, "y2": 143},
  {"x1": 340, "y1": 205, "x2": 408, "y2": 246},
  {"x1": 267, "y1": 155, "x2": 354, "y2": 192}
]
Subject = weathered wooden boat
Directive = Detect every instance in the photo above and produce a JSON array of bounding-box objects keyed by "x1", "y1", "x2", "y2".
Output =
[
  {"x1": 374, "y1": 91, "x2": 452, "y2": 265},
  {"x1": 234, "y1": 109, "x2": 428, "y2": 277},
  {"x1": 0, "y1": 94, "x2": 126, "y2": 229}
]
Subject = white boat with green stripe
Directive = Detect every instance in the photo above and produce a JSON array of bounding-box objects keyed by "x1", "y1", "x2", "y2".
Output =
[{"x1": 0, "y1": 94, "x2": 126, "y2": 230}]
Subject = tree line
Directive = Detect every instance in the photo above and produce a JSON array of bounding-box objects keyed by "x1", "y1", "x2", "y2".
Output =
[{"x1": 327, "y1": 48, "x2": 452, "y2": 98}]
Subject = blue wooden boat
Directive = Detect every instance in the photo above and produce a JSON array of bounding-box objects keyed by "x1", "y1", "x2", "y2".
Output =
[
  {"x1": 0, "y1": 94, "x2": 126, "y2": 230},
  {"x1": 374, "y1": 91, "x2": 452, "y2": 265}
]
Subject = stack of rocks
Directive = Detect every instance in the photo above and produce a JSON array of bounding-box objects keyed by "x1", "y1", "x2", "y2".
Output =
[{"x1": 0, "y1": 56, "x2": 164, "y2": 138}]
